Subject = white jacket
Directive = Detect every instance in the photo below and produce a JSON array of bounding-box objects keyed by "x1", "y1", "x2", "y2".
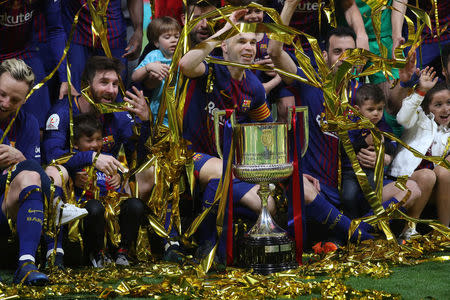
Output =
[{"x1": 388, "y1": 92, "x2": 450, "y2": 177}]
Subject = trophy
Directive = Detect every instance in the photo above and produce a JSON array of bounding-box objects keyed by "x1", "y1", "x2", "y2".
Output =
[{"x1": 214, "y1": 107, "x2": 308, "y2": 274}]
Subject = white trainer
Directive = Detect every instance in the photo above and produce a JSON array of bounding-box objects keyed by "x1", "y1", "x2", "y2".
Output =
[
  {"x1": 55, "y1": 200, "x2": 88, "y2": 225},
  {"x1": 399, "y1": 226, "x2": 419, "y2": 241}
]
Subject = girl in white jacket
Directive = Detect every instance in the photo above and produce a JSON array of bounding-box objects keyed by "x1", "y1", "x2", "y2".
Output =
[{"x1": 389, "y1": 67, "x2": 450, "y2": 231}]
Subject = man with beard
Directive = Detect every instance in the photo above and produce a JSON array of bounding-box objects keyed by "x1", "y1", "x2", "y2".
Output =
[
  {"x1": 42, "y1": 56, "x2": 152, "y2": 267},
  {"x1": 179, "y1": 10, "x2": 274, "y2": 263}
]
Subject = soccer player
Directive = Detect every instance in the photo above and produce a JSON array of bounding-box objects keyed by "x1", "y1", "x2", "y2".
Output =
[
  {"x1": 269, "y1": 0, "x2": 421, "y2": 249},
  {"x1": 179, "y1": 10, "x2": 275, "y2": 261},
  {"x1": 0, "y1": 0, "x2": 70, "y2": 128},
  {"x1": 0, "y1": 59, "x2": 83, "y2": 285},
  {"x1": 42, "y1": 56, "x2": 152, "y2": 266},
  {"x1": 61, "y1": 0, "x2": 144, "y2": 91}
]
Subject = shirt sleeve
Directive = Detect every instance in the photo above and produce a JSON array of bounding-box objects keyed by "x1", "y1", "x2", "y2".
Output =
[
  {"x1": 42, "y1": 104, "x2": 93, "y2": 169},
  {"x1": 248, "y1": 73, "x2": 272, "y2": 122},
  {"x1": 44, "y1": 0, "x2": 68, "y2": 82},
  {"x1": 21, "y1": 115, "x2": 41, "y2": 163}
]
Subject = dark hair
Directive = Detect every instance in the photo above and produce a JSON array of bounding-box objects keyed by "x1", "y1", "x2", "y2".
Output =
[
  {"x1": 182, "y1": 0, "x2": 220, "y2": 14},
  {"x1": 147, "y1": 16, "x2": 181, "y2": 45},
  {"x1": 421, "y1": 81, "x2": 450, "y2": 113},
  {"x1": 325, "y1": 27, "x2": 356, "y2": 51},
  {"x1": 81, "y1": 56, "x2": 124, "y2": 89},
  {"x1": 73, "y1": 113, "x2": 103, "y2": 142},
  {"x1": 355, "y1": 84, "x2": 386, "y2": 106}
]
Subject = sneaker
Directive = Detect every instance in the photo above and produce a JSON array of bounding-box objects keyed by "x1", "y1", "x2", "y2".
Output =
[
  {"x1": 13, "y1": 261, "x2": 49, "y2": 286},
  {"x1": 90, "y1": 250, "x2": 113, "y2": 268},
  {"x1": 115, "y1": 248, "x2": 130, "y2": 266},
  {"x1": 46, "y1": 252, "x2": 65, "y2": 271},
  {"x1": 164, "y1": 244, "x2": 185, "y2": 264},
  {"x1": 55, "y1": 201, "x2": 88, "y2": 226},
  {"x1": 312, "y1": 242, "x2": 323, "y2": 254},
  {"x1": 399, "y1": 226, "x2": 419, "y2": 241},
  {"x1": 322, "y1": 241, "x2": 339, "y2": 254}
]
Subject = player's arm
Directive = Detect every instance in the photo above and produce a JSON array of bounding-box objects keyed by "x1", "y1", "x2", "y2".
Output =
[
  {"x1": 124, "y1": 0, "x2": 144, "y2": 60},
  {"x1": 44, "y1": 0, "x2": 79, "y2": 99},
  {"x1": 21, "y1": 115, "x2": 41, "y2": 163},
  {"x1": 391, "y1": 0, "x2": 407, "y2": 58},
  {"x1": 267, "y1": 0, "x2": 299, "y2": 85},
  {"x1": 340, "y1": 0, "x2": 369, "y2": 51},
  {"x1": 179, "y1": 9, "x2": 247, "y2": 78}
]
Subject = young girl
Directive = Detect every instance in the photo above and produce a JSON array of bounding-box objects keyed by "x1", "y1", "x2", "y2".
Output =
[
  {"x1": 389, "y1": 66, "x2": 450, "y2": 235},
  {"x1": 132, "y1": 16, "x2": 181, "y2": 125}
]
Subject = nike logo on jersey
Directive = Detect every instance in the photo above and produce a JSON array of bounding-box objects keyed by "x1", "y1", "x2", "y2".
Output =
[{"x1": 28, "y1": 208, "x2": 43, "y2": 214}]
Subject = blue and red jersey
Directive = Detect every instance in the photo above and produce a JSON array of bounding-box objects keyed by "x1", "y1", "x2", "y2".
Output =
[
  {"x1": 271, "y1": 0, "x2": 334, "y2": 50},
  {"x1": 0, "y1": 0, "x2": 66, "y2": 63},
  {"x1": 341, "y1": 117, "x2": 397, "y2": 170},
  {"x1": 42, "y1": 96, "x2": 137, "y2": 172},
  {"x1": 61, "y1": 0, "x2": 127, "y2": 48},
  {"x1": 405, "y1": 0, "x2": 450, "y2": 44},
  {"x1": 291, "y1": 67, "x2": 360, "y2": 188},
  {"x1": 183, "y1": 61, "x2": 272, "y2": 157},
  {"x1": 0, "y1": 110, "x2": 41, "y2": 164}
]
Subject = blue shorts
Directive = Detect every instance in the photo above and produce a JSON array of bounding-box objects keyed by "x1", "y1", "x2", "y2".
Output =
[
  {"x1": 193, "y1": 152, "x2": 215, "y2": 179},
  {"x1": 0, "y1": 194, "x2": 6, "y2": 225}
]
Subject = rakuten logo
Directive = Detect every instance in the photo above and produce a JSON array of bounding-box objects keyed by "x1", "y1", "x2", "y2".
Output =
[
  {"x1": 0, "y1": 11, "x2": 34, "y2": 27},
  {"x1": 277, "y1": 0, "x2": 326, "y2": 12}
]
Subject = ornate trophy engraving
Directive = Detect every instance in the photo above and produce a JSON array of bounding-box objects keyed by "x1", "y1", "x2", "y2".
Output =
[{"x1": 214, "y1": 107, "x2": 308, "y2": 274}]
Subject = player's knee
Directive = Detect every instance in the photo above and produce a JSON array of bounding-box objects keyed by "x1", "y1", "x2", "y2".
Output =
[
  {"x1": 404, "y1": 180, "x2": 421, "y2": 209},
  {"x1": 434, "y1": 165, "x2": 450, "y2": 182},
  {"x1": 14, "y1": 171, "x2": 41, "y2": 190},
  {"x1": 45, "y1": 165, "x2": 68, "y2": 186},
  {"x1": 121, "y1": 198, "x2": 145, "y2": 219},
  {"x1": 84, "y1": 199, "x2": 105, "y2": 218}
]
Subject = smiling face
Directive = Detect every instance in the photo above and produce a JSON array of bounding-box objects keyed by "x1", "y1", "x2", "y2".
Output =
[
  {"x1": 155, "y1": 30, "x2": 180, "y2": 58},
  {"x1": 75, "y1": 131, "x2": 103, "y2": 152},
  {"x1": 89, "y1": 70, "x2": 119, "y2": 104},
  {"x1": 0, "y1": 72, "x2": 29, "y2": 120},
  {"x1": 243, "y1": 7, "x2": 264, "y2": 23},
  {"x1": 428, "y1": 89, "x2": 450, "y2": 127},
  {"x1": 222, "y1": 32, "x2": 257, "y2": 65},
  {"x1": 183, "y1": 5, "x2": 216, "y2": 45}
]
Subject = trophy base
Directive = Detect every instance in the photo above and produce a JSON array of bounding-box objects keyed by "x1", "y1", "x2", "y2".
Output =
[{"x1": 239, "y1": 234, "x2": 298, "y2": 275}]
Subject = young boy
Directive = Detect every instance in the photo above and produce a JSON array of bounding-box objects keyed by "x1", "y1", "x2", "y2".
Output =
[
  {"x1": 71, "y1": 113, "x2": 143, "y2": 268},
  {"x1": 132, "y1": 16, "x2": 181, "y2": 125},
  {"x1": 340, "y1": 84, "x2": 397, "y2": 219}
]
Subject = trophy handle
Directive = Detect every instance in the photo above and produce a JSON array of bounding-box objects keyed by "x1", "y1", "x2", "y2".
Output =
[
  {"x1": 213, "y1": 109, "x2": 236, "y2": 159},
  {"x1": 287, "y1": 106, "x2": 309, "y2": 158}
]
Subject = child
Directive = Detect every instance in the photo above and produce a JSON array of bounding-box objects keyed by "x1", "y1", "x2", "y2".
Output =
[
  {"x1": 71, "y1": 113, "x2": 144, "y2": 268},
  {"x1": 243, "y1": 2, "x2": 295, "y2": 122},
  {"x1": 389, "y1": 67, "x2": 450, "y2": 231},
  {"x1": 132, "y1": 16, "x2": 181, "y2": 125},
  {"x1": 341, "y1": 84, "x2": 397, "y2": 219}
]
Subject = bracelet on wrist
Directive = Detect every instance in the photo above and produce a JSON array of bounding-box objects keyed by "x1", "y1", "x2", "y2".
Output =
[{"x1": 415, "y1": 88, "x2": 426, "y2": 97}]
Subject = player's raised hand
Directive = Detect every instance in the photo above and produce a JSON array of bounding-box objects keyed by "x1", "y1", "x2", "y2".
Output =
[{"x1": 124, "y1": 86, "x2": 150, "y2": 121}]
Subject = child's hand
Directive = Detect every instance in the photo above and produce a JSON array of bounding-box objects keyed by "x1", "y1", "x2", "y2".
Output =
[
  {"x1": 107, "y1": 174, "x2": 121, "y2": 189},
  {"x1": 146, "y1": 62, "x2": 170, "y2": 81},
  {"x1": 365, "y1": 133, "x2": 374, "y2": 146},
  {"x1": 257, "y1": 55, "x2": 277, "y2": 77},
  {"x1": 74, "y1": 171, "x2": 89, "y2": 189},
  {"x1": 418, "y1": 66, "x2": 438, "y2": 94}
]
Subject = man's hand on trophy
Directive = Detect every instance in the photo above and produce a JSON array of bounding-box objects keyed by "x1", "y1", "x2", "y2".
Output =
[{"x1": 303, "y1": 173, "x2": 320, "y2": 192}]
